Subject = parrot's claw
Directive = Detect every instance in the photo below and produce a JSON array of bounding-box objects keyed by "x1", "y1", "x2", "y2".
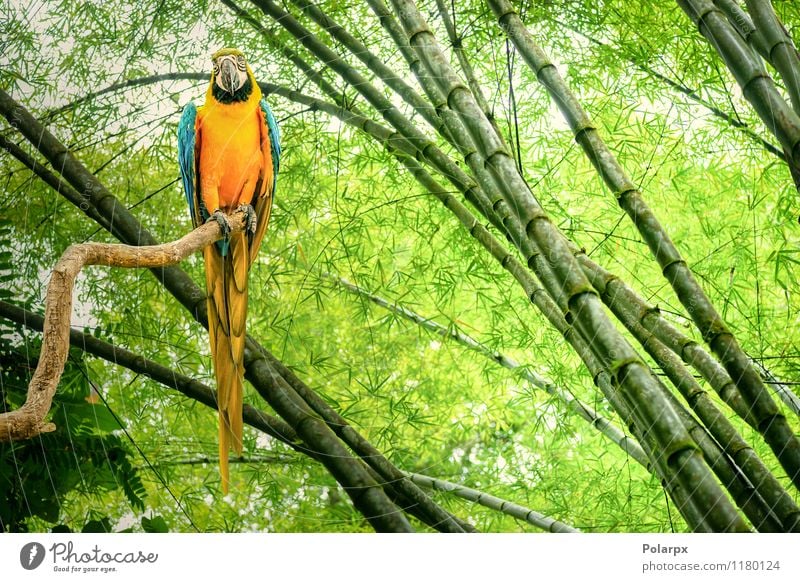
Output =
[
  {"x1": 206, "y1": 210, "x2": 232, "y2": 238},
  {"x1": 237, "y1": 203, "x2": 257, "y2": 235}
]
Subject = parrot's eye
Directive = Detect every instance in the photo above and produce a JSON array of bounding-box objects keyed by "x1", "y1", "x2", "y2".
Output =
[
  {"x1": 236, "y1": 55, "x2": 246, "y2": 70},
  {"x1": 213, "y1": 62, "x2": 219, "y2": 75}
]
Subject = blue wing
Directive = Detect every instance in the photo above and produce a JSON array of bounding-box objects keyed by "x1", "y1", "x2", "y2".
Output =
[
  {"x1": 177, "y1": 102, "x2": 200, "y2": 227},
  {"x1": 260, "y1": 98, "x2": 280, "y2": 194}
]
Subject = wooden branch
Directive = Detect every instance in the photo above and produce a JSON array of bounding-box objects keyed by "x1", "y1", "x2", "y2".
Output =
[{"x1": 0, "y1": 213, "x2": 245, "y2": 442}]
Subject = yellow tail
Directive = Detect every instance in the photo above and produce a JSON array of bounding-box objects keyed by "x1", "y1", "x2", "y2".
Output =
[{"x1": 204, "y1": 231, "x2": 249, "y2": 494}]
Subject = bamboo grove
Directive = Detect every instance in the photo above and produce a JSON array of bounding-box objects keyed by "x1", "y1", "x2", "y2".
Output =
[{"x1": 1, "y1": 0, "x2": 799, "y2": 532}]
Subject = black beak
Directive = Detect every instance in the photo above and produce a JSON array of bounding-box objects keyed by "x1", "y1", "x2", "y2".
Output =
[{"x1": 219, "y1": 58, "x2": 238, "y2": 95}]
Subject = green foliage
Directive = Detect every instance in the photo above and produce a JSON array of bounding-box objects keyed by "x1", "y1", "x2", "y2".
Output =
[
  {"x1": 0, "y1": 332, "x2": 146, "y2": 531},
  {"x1": 0, "y1": 0, "x2": 798, "y2": 532}
]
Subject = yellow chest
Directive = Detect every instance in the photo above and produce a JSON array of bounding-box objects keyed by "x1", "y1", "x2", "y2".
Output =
[{"x1": 197, "y1": 99, "x2": 262, "y2": 208}]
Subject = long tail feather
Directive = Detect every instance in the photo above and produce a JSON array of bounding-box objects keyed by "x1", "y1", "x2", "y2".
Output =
[{"x1": 204, "y1": 234, "x2": 248, "y2": 494}]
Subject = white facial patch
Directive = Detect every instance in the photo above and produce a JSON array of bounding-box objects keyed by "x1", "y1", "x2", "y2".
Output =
[{"x1": 213, "y1": 54, "x2": 248, "y2": 94}]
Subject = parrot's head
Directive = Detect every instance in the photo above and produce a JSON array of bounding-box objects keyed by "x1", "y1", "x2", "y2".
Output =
[{"x1": 209, "y1": 48, "x2": 255, "y2": 104}]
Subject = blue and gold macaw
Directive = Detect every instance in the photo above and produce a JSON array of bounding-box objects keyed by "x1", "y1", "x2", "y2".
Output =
[{"x1": 177, "y1": 48, "x2": 280, "y2": 493}]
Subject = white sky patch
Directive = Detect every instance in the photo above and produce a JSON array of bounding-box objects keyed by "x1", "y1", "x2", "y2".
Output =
[
  {"x1": 256, "y1": 431, "x2": 273, "y2": 449},
  {"x1": 115, "y1": 511, "x2": 137, "y2": 531}
]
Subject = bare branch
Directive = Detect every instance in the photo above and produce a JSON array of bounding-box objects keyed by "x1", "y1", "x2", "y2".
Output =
[{"x1": 0, "y1": 213, "x2": 244, "y2": 442}]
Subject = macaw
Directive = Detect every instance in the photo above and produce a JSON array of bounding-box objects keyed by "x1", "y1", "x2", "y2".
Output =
[{"x1": 177, "y1": 48, "x2": 280, "y2": 493}]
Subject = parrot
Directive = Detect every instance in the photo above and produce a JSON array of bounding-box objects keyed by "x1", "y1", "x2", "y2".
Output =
[{"x1": 177, "y1": 48, "x2": 280, "y2": 493}]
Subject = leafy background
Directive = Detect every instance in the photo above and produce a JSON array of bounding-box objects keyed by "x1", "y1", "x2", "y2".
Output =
[{"x1": 0, "y1": 0, "x2": 798, "y2": 532}]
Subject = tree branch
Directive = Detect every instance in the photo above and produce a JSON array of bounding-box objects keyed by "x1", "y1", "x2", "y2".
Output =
[{"x1": 0, "y1": 213, "x2": 245, "y2": 442}]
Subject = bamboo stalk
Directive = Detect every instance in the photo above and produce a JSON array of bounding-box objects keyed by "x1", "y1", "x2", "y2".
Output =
[
  {"x1": 677, "y1": 0, "x2": 800, "y2": 178},
  {"x1": 618, "y1": 315, "x2": 800, "y2": 531},
  {"x1": 389, "y1": 0, "x2": 749, "y2": 531},
  {"x1": 489, "y1": 0, "x2": 800, "y2": 490},
  {"x1": 576, "y1": 252, "x2": 755, "y2": 425},
  {"x1": 323, "y1": 272, "x2": 650, "y2": 468},
  {"x1": 714, "y1": 0, "x2": 771, "y2": 58},
  {"x1": 406, "y1": 472, "x2": 579, "y2": 532},
  {"x1": 396, "y1": 153, "x2": 705, "y2": 530},
  {"x1": 432, "y1": 0, "x2": 504, "y2": 141},
  {"x1": 743, "y1": 0, "x2": 800, "y2": 114}
]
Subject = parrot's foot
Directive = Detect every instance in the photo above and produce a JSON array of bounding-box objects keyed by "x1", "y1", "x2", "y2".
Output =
[
  {"x1": 237, "y1": 203, "x2": 257, "y2": 235},
  {"x1": 206, "y1": 209, "x2": 232, "y2": 238}
]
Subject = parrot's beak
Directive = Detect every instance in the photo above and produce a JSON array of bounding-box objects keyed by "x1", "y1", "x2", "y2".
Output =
[{"x1": 219, "y1": 57, "x2": 241, "y2": 95}]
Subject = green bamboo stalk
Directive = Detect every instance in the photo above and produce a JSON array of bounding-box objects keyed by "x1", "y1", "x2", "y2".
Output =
[
  {"x1": 406, "y1": 472, "x2": 579, "y2": 532},
  {"x1": 575, "y1": 248, "x2": 799, "y2": 529},
  {"x1": 390, "y1": 0, "x2": 750, "y2": 531},
  {"x1": 490, "y1": 0, "x2": 800, "y2": 490},
  {"x1": 589, "y1": 356, "x2": 709, "y2": 531},
  {"x1": 323, "y1": 272, "x2": 650, "y2": 468},
  {"x1": 614, "y1": 313, "x2": 800, "y2": 531},
  {"x1": 576, "y1": 251, "x2": 755, "y2": 426},
  {"x1": 287, "y1": 0, "x2": 444, "y2": 134},
  {"x1": 701, "y1": 0, "x2": 800, "y2": 187},
  {"x1": 743, "y1": 0, "x2": 800, "y2": 115},
  {"x1": 586, "y1": 251, "x2": 800, "y2": 420},
  {"x1": 678, "y1": 0, "x2": 800, "y2": 168},
  {"x1": 432, "y1": 0, "x2": 504, "y2": 141},
  {"x1": 714, "y1": 0, "x2": 771, "y2": 58}
]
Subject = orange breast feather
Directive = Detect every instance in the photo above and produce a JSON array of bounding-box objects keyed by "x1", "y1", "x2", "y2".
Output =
[{"x1": 197, "y1": 96, "x2": 263, "y2": 211}]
